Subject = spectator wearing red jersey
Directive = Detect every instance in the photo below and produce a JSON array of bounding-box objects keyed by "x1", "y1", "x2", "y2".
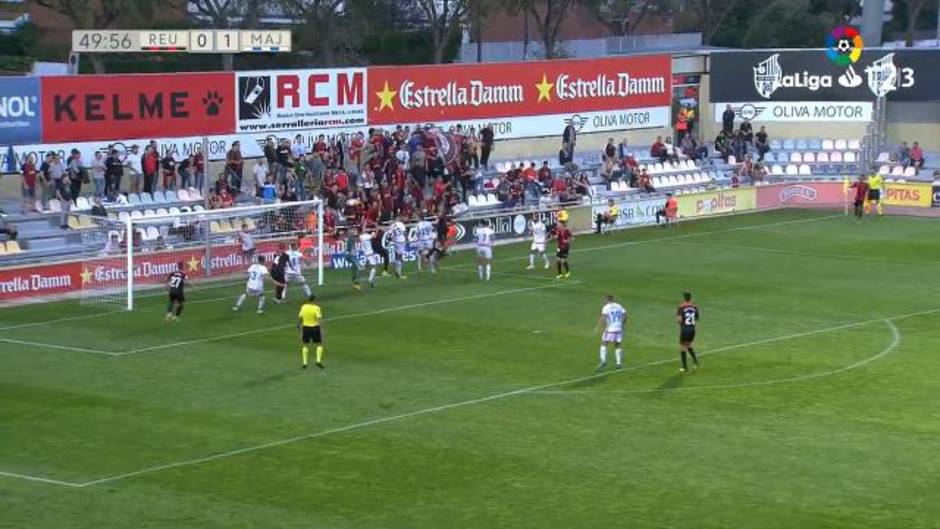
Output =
[
  {"x1": 650, "y1": 135, "x2": 666, "y2": 163},
  {"x1": 225, "y1": 142, "x2": 244, "y2": 192},
  {"x1": 142, "y1": 145, "x2": 160, "y2": 194},
  {"x1": 20, "y1": 154, "x2": 38, "y2": 212}
]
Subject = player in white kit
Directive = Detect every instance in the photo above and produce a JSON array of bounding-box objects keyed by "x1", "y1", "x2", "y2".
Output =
[
  {"x1": 389, "y1": 216, "x2": 408, "y2": 279},
  {"x1": 415, "y1": 217, "x2": 436, "y2": 272},
  {"x1": 527, "y1": 218, "x2": 550, "y2": 270},
  {"x1": 233, "y1": 255, "x2": 282, "y2": 314},
  {"x1": 283, "y1": 243, "x2": 312, "y2": 299},
  {"x1": 475, "y1": 220, "x2": 495, "y2": 281},
  {"x1": 595, "y1": 294, "x2": 626, "y2": 370},
  {"x1": 359, "y1": 229, "x2": 380, "y2": 288}
]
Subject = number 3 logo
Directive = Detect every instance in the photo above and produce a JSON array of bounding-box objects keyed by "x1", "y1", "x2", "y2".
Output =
[{"x1": 900, "y1": 67, "x2": 915, "y2": 88}]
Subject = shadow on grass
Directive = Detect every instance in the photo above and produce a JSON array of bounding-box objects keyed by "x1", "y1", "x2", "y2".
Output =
[{"x1": 243, "y1": 369, "x2": 304, "y2": 387}]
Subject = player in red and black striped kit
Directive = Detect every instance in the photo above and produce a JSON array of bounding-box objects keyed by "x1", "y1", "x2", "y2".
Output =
[
  {"x1": 555, "y1": 221, "x2": 572, "y2": 279},
  {"x1": 165, "y1": 262, "x2": 188, "y2": 322},
  {"x1": 849, "y1": 175, "x2": 869, "y2": 219},
  {"x1": 676, "y1": 291, "x2": 700, "y2": 372}
]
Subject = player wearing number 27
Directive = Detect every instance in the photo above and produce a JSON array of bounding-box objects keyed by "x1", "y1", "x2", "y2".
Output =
[
  {"x1": 164, "y1": 262, "x2": 188, "y2": 322},
  {"x1": 595, "y1": 294, "x2": 626, "y2": 371}
]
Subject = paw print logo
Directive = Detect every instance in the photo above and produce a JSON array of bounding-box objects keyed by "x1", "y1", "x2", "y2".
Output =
[{"x1": 202, "y1": 91, "x2": 224, "y2": 117}]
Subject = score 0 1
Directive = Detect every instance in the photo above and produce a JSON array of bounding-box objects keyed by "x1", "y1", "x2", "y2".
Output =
[{"x1": 189, "y1": 30, "x2": 239, "y2": 53}]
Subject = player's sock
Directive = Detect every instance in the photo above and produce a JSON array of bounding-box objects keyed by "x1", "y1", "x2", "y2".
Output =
[
  {"x1": 369, "y1": 268, "x2": 377, "y2": 284},
  {"x1": 275, "y1": 285, "x2": 285, "y2": 301},
  {"x1": 688, "y1": 347, "x2": 698, "y2": 365},
  {"x1": 556, "y1": 261, "x2": 562, "y2": 275},
  {"x1": 485, "y1": 264, "x2": 491, "y2": 280},
  {"x1": 315, "y1": 346, "x2": 324, "y2": 367},
  {"x1": 166, "y1": 302, "x2": 174, "y2": 314},
  {"x1": 599, "y1": 345, "x2": 607, "y2": 364},
  {"x1": 302, "y1": 346, "x2": 309, "y2": 367},
  {"x1": 564, "y1": 262, "x2": 570, "y2": 274},
  {"x1": 529, "y1": 253, "x2": 535, "y2": 267},
  {"x1": 302, "y1": 283, "x2": 311, "y2": 297},
  {"x1": 175, "y1": 304, "x2": 184, "y2": 317},
  {"x1": 680, "y1": 350, "x2": 688, "y2": 370},
  {"x1": 235, "y1": 294, "x2": 246, "y2": 308},
  {"x1": 478, "y1": 265, "x2": 484, "y2": 280},
  {"x1": 542, "y1": 254, "x2": 549, "y2": 267},
  {"x1": 615, "y1": 348, "x2": 623, "y2": 366},
  {"x1": 257, "y1": 295, "x2": 265, "y2": 312},
  {"x1": 877, "y1": 202, "x2": 883, "y2": 215}
]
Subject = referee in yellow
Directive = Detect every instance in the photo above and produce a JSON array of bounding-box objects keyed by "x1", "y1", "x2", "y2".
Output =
[{"x1": 297, "y1": 294, "x2": 325, "y2": 369}]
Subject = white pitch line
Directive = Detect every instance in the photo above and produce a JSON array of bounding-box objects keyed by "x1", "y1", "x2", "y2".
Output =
[
  {"x1": 0, "y1": 469, "x2": 85, "y2": 488},
  {"x1": 52, "y1": 306, "x2": 934, "y2": 488},
  {"x1": 0, "y1": 337, "x2": 121, "y2": 356},
  {"x1": 534, "y1": 320, "x2": 901, "y2": 395},
  {"x1": 119, "y1": 281, "x2": 580, "y2": 356}
]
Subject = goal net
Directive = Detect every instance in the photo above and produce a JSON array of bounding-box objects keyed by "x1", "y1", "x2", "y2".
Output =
[{"x1": 78, "y1": 199, "x2": 324, "y2": 310}]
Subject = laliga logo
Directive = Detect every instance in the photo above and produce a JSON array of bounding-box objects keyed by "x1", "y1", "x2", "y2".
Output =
[{"x1": 825, "y1": 26, "x2": 863, "y2": 67}]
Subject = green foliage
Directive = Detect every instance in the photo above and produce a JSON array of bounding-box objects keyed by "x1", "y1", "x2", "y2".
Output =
[
  {"x1": 362, "y1": 27, "x2": 461, "y2": 64},
  {"x1": 742, "y1": 0, "x2": 840, "y2": 48}
]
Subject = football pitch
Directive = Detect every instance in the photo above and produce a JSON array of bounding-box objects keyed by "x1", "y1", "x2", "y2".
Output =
[{"x1": 2, "y1": 208, "x2": 940, "y2": 529}]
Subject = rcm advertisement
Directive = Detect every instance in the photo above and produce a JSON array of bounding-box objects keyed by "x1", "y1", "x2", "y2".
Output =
[
  {"x1": 40, "y1": 72, "x2": 235, "y2": 143},
  {"x1": 235, "y1": 68, "x2": 367, "y2": 133},
  {"x1": 368, "y1": 56, "x2": 671, "y2": 129}
]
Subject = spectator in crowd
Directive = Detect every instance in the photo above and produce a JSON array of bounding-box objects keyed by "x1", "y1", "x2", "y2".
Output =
[
  {"x1": 751, "y1": 163, "x2": 767, "y2": 183},
  {"x1": 604, "y1": 138, "x2": 617, "y2": 161},
  {"x1": 638, "y1": 168, "x2": 655, "y2": 193},
  {"x1": 91, "y1": 151, "x2": 107, "y2": 198},
  {"x1": 537, "y1": 161, "x2": 553, "y2": 186},
  {"x1": 90, "y1": 196, "x2": 107, "y2": 217},
  {"x1": 910, "y1": 141, "x2": 925, "y2": 169},
  {"x1": 161, "y1": 150, "x2": 178, "y2": 190},
  {"x1": 67, "y1": 149, "x2": 85, "y2": 199},
  {"x1": 467, "y1": 127, "x2": 480, "y2": 169},
  {"x1": 722, "y1": 104, "x2": 735, "y2": 135},
  {"x1": 193, "y1": 148, "x2": 203, "y2": 191},
  {"x1": 754, "y1": 126, "x2": 770, "y2": 162},
  {"x1": 261, "y1": 175, "x2": 278, "y2": 201},
  {"x1": 263, "y1": 138, "x2": 277, "y2": 175},
  {"x1": 142, "y1": 145, "x2": 159, "y2": 194},
  {"x1": 480, "y1": 123, "x2": 495, "y2": 169},
  {"x1": 558, "y1": 143, "x2": 573, "y2": 166},
  {"x1": 896, "y1": 141, "x2": 911, "y2": 165},
  {"x1": 680, "y1": 134, "x2": 707, "y2": 161},
  {"x1": 226, "y1": 141, "x2": 244, "y2": 191},
  {"x1": 252, "y1": 158, "x2": 268, "y2": 197},
  {"x1": 650, "y1": 135, "x2": 666, "y2": 163},
  {"x1": 126, "y1": 145, "x2": 142, "y2": 194},
  {"x1": 617, "y1": 137, "x2": 630, "y2": 160},
  {"x1": 715, "y1": 130, "x2": 732, "y2": 162},
  {"x1": 179, "y1": 154, "x2": 196, "y2": 190},
  {"x1": 101, "y1": 232, "x2": 120, "y2": 255},
  {"x1": 55, "y1": 173, "x2": 72, "y2": 229},
  {"x1": 276, "y1": 139, "x2": 292, "y2": 181},
  {"x1": 48, "y1": 153, "x2": 66, "y2": 203},
  {"x1": 739, "y1": 120, "x2": 754, "y2": 144},
  {"x1": 662, "y1": 137, "x2": 679, "y2": 163},
  {"x1": 562, "y1": 121, "x2": 577, "y2": 161},
  {"x1": 732, "y1": 130, "x2": 748, "y2": 162},
  {"x1": 219, "y1": 186, "x2": 235, "y2": 208},
  {"x1": 20, "y1": 154, "x2": 38, "y2": 213},
  {"x1": 105, "y1": 149, "x2": 123, "y2": 195},
  {"x1": 600, "y1": 156, "x2": 616, "y2": 185}
]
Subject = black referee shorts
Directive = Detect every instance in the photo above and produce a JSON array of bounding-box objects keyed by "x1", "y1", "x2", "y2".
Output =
[{"x1": 302, "y1": 326, "x2": 322, "y2": 344}]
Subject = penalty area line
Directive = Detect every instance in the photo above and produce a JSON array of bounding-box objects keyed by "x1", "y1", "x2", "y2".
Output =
[{"x1": 0, "y1": 337, "x2": 122, "y2": 356}]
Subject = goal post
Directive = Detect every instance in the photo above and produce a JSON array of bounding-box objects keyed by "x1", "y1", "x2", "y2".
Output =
[{"x1": 79, "y1": 199, "x2": 324, "y2": 310}]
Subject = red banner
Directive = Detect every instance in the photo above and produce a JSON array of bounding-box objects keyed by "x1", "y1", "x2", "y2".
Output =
[
  {"x1": 0, "y1": 237, "x2": 343, "y2": 303},
  {"x1": 41, "y1": 72, "x2": 235, "y2": 143},
  {"x1": 367, "y1": 56, "x2": 671, "y2": 125}
]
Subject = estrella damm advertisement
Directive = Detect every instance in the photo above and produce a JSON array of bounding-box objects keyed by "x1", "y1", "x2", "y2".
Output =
[
  {"x1": 883, "y1": 182, "x2": 932, "y2": 208},
  {"x1": 676, "y1": 188, "x2": 757, "y2": 219}
]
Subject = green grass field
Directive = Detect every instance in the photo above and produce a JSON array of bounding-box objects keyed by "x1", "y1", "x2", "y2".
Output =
[{"x1": 2, "y1": 208, "x2": 940, "y2": 529}]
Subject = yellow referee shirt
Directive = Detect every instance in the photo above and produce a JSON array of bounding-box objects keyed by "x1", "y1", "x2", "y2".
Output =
[
  {"x1": 868, "y1": 174, "x2": 883, "y2": 191},
  {"x1": 299, "y1": 303, "x2": 322, "y2": 327}
]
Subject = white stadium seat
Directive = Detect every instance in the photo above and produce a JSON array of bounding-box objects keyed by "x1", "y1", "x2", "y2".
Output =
[
  {"x1": 848, "y1": 139, "x2": 861, "y2": 150},
  {"x1": 878, "y1": 165, "x2": 890, "y2": 175},
  {"x1": 890, "y1": 165, "x2": 904, "y2": 176},
  {"x1": 785, "y1": 164, "x2": 799, "y2": 176},
  {"x1": 876, "y1": 152, "x2": 890, "y2": 163},
  {"x1": 771, "y1": 165, "x2": 784, "y2": 176},
  {"x1": 816, "y1": 152, "x2": 829, "y2": 163},
  {"x1": 75, "y1": 196, "x2": 90, "y2": 210},
  {"x1": 829, "y1": 151, "x2": 843, "y2": 163},
  {"x1": 844, "y1": 151, "x2": 857, "y2": 163},
  {"x1": 48, "y1": 199, "x2": 61, "y2": 212},
  {"x1": 802, "y1": 152, "x2": 815, "y2": 163},
  {"x1": 821, "y1": 139, "x2": 834, "y2": 151},
  {"x1": 789, "y1": 152, "x2": 802, "y2": 163},
  {"x1": 834, "y1": 139, "x2": 848, "y2": 151},
  {"x1": 903, "y1": 166, "x2": 917, "y2": 177},
  {"x1": 798, "y1": 164, "x2": 812, "y2": 176}
]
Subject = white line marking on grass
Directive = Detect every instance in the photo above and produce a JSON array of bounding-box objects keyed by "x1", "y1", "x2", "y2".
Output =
[
  {"x1": 59, "y1": 307, "x2": 933, "y2": 488},
  {"x1": 118, "y1": 281, "x2": 581, "y2": 356},
  {"x1": 0, "y1": 310, "x2": 124, "y2": 331},
  {"x1": 533, "y1": 320, "x2": 901, "y2": 395},
  {"x1": 0, "y1": 337, "x2": 121, "y2": 356},
  {"x1": 0, "y1": 469, "x2": 85, "y2": 488}
]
